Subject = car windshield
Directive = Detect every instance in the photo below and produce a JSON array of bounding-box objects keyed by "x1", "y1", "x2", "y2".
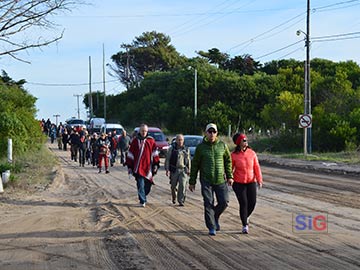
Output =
[
  {"x1": 149, "y1": 132, "x2": 165, "y2": 142},
  {"x1": 185, "y1": 137, "x2": 203, "y2": 147},
  {"x1": 68, "y1": 119, "x2": 84, "y2": 125}
]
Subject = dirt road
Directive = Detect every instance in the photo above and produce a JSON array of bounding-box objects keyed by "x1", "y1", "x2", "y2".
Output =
[{"x1": 0, "y1": 143, "x2": 359, "y2": 269}]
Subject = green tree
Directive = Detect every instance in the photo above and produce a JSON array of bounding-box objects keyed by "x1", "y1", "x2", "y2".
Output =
[
  {"x1": 222, "y1": 54, "x2": 261, "y2": 75},
  {"x1": 109, "y1": 31, "x2": 185, "y2": 89},
  {"x1": 196, "y1": 48, "x2": 229, "y2": 67},
  {"x1": 0, "y1": 75, "x2": 43, "y2": 157},
  {"x1": 260, "y1": 91, "x2": 303, "y2": 130}
]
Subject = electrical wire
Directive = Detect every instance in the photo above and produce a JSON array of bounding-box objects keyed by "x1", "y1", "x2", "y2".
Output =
[
  {"x1": 26, "y1": 79, "x2": 119, "y2": 87},
  {"x1": 256, "y1": 40, "x2": 304, "y2": 60}
]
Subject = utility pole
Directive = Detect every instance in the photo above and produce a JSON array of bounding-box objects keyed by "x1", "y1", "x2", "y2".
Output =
[
  {"x1": 103, "y1": 43, "x2": 106, "y2": 121},
  {"x1": 297, "y1": 0, "x2": 312, "y2": 155},
  {"x1": 73, "y1": 94, "x2": 82, "y2": 119},
  {"x1": 53, "y1": 114, "x2": 60, "y2": 126},
  {"x1": 88, "y1": 56, "x2": 93, "y2": 119},
  {"x1": 305, "y1": 0, "x2": 312, "y2": 154},
  {"x1": 194, "y1": 68, "x2": 198, "y2": 133}
]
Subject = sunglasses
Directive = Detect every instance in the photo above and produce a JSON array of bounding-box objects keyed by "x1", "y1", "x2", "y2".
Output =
[
  {"x1": 207, "y1": 130, "x2": 217, "y2": 134},
  {"x1": 242, "y1": 139, "x2": 247, "y2": 142}
]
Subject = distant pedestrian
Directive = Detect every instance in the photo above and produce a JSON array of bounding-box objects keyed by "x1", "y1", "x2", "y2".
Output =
[
  {"x1": 49, "y1": 123, "x2": 57, "y2": 144},
  {"x1": 90, "y1": 133, "x2": 99, "y2": 167},
  {"x1": 126, "y1": 124, "x2": 160, "y2": 207},
  {"x1": 109, "y1": 131, "x2": 117, "y2": 166},
  {"x1": 165, "y1": 134, "x2": 190, "y2": 206},
  {"x1": 231, "y1": 133, "x2": 263, "y2": 234},
  {"x1": 97, "y1": 133, "x2": 111, "y2": 173},
  {"x1": 69, "y1": 129, "x2": 80, "y2": 162},
  {"x1": 118, "y1": 130, "x2": 131, "y2": 166},
  {"x1": 189, "y1": 123, "x2": 233, "y2": 236},
  {"x1": 62, "y1": 129, "x2": 69, "y2": 151}
]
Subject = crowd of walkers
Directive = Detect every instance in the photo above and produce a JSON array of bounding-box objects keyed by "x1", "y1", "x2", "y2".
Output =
[
  {"x1": 42, "y1": 119, "x2": 264, "y2": 236},
  {"x1": 41, "y1": 118, "x2": 131, "y2": 174}
]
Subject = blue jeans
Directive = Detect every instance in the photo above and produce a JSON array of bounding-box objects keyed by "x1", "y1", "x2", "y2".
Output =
[
  {"x1": 200, "y1": 180, "x2": 229, "y2": 230},
  {"x1": 136, "y1": 176, "x2": 152, "y2": 204}
]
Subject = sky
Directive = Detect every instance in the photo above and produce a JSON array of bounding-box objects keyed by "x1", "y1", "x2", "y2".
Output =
[{"x1": 2, "y1": 0, "x2": 360, "y2": 125}]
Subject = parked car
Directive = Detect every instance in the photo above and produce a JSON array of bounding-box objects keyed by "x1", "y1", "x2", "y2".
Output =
[
  {"x1": 171, "y1": 135, "x2": 203, "y2": 159},
  {"x1": 89, "y1": 117, "x2": 105, "y2": 134},
  {"x1": 100, "y1": 123, "x2": 124, "y2": 138},
  {"x1": 65, "y1": 118, "x2": 87, "y2": 133},
  {"x1": 134, "y1": 127, "x2": 169, "y2": 157}
]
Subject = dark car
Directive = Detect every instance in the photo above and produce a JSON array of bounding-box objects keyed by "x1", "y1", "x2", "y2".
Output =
[
  {"x1": 171, "y1": 135, "x2": 203, "y2": 159},
  {"x1": 134, "y1": 127, "x2": 169, "y2": 157}
]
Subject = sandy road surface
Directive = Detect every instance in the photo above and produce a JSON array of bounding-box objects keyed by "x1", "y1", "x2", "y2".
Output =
[{"x1": 0, "y1": 143, "x2": 359, "y2": 269}]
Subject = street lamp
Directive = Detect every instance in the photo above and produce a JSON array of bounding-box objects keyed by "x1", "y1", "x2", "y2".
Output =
[
  {"x1": 297, "y1": 0, "x2": 312, "y2": 155},
  {"x1": 188, "y1": 66, "x2": 198, "y2": 133}
]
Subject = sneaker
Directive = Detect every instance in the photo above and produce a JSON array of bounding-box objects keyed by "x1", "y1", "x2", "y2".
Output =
[
  {"x1": 98, "y1": 170, "x2": 102, "y2": 173},
  {"x1": 179, "y1": 202, "x2": 184, "y2": 207},
  {"x1": 105, "y1": 170, "x2": 110, "y2": 174},
  {"x1": 242, "y1": 225, "x2": 249, "y2": 234},
  {"x1": 209, "y1": 229, "x2": 216, "y2": 236},
  {"x1": 215, "y1": 222, "x2": 220, "y2": 231},
  {"x1": 141, "y1": 203, "x2": 146, "y2": 207}
]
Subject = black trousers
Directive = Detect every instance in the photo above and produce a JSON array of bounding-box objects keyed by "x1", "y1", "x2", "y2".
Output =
[{"x1": 232, "y1": 182, "x2": 257, "y2": 227}]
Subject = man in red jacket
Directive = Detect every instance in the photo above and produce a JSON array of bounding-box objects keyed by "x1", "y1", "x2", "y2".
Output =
[{"x1": 126, "y1": 124, "x2": 160, "y2": 207}]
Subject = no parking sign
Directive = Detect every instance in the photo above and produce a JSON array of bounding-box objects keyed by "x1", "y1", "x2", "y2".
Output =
[{"x1": 299, "y1": 114, "x2": 312, "y2": 128}]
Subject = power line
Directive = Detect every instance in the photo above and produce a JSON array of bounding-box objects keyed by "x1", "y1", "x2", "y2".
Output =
[
  {"x1": 256, "y1": 40, "x2": 304, "y2": 60},
  {"x1": 313, "y1": 0, "x2": 360, "y2": 12},
  {"x1": 26, "y1": 79, "x2": 118, "y2": 87},
  {"x1": 168, "y1": 0, "x2": 244, "y2": 36},
  {"x1": 227, "y1": 12, "x2": 306, "y2": 52},
  {"x1": 313, "y1": 35, "x2": 360, "y2": 42},
  {"x1": 312, "y1": 31, "x2": 360, "y2": 40},
  {"x1": 227, "y1": 0, "x2": 360, "y2": 55}
]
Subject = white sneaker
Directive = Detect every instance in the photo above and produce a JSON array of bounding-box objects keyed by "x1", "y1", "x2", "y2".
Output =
[
  {"x1": 242, "y1": 225, "x2": 249, "y2": 234},
  {"x1": 141, "y1": 203, "x2": 146, "y2": 207}
]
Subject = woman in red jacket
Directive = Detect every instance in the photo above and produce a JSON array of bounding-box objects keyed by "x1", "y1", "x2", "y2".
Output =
[{"x1": 231, "y1": 133, "x2": 263, "y2": 234}]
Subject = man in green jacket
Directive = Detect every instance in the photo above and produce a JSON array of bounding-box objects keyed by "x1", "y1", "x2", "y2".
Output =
[{"x1": 189, "y1": 123, "x2": 234, "y2": 236}]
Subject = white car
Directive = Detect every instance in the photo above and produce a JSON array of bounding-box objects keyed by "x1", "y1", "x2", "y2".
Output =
[{"x1": 100, "y1": 123, "x2": 124, "y2": 137}]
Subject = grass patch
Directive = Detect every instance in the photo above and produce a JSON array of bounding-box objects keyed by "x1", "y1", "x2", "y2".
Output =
[
  {"x1": 219, "y1": 135, "x2": 360, "y2": 164},
  {"x1": 2, "y1": 144, "x2": 58, "y2": 192},
  {"x1": 279, "y1": 152, "x2": 360, "y2": 164}
]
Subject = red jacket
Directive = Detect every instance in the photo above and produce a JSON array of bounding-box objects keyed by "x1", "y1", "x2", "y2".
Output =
[
  {"x1": 126, "y1": 135, "x2": 160, "y2": 182},
  {"x1": 231, "y1": 148, "x2": 263, "y2": 185}
]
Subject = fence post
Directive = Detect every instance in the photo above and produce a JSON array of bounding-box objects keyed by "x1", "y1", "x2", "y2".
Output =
[{"x1": 8, "y1": 138, "x2": 12, "y2": 164}]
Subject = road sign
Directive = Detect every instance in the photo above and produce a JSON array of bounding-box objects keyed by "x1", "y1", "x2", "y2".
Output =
[{"x1": 299, "y1": 114, "x2": 312, "y2": 128}]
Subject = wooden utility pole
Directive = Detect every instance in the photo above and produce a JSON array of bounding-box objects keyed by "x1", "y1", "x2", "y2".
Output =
[
  {"x1": 89, "y1": 56, "x2": 93, "y2": 119},
  {"x1": 53, "y1": 114, "x2": 60, "y2": 126},
  {"x1": 73, "y1": 94, "x2": 82, "y2": 119},
  {"x1": 103, "y1": 43, "x2": 106, "y2": 120}
]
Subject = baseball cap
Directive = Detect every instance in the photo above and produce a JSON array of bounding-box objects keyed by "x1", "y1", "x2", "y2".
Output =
[{"x1": 205, "y1": 123, "x2": 217, "y2": 132}]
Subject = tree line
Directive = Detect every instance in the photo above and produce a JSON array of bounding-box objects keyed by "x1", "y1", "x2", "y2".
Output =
[
  {"x1": 0, "y1": 71, "x2": 44, "y2": 161},
  {"x1": 84, "y1": 31, "x2": 360, "y2": 152}
]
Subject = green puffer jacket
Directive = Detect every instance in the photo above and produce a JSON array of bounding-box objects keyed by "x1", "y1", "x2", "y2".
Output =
[{"x1": 189, "y1": 137, "x2": 233, "y2": 185}]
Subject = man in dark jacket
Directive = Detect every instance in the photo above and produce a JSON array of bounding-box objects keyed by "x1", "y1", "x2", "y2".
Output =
[{"x1": 189, "y1": 123, "x2": 234, "y2": 236}]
